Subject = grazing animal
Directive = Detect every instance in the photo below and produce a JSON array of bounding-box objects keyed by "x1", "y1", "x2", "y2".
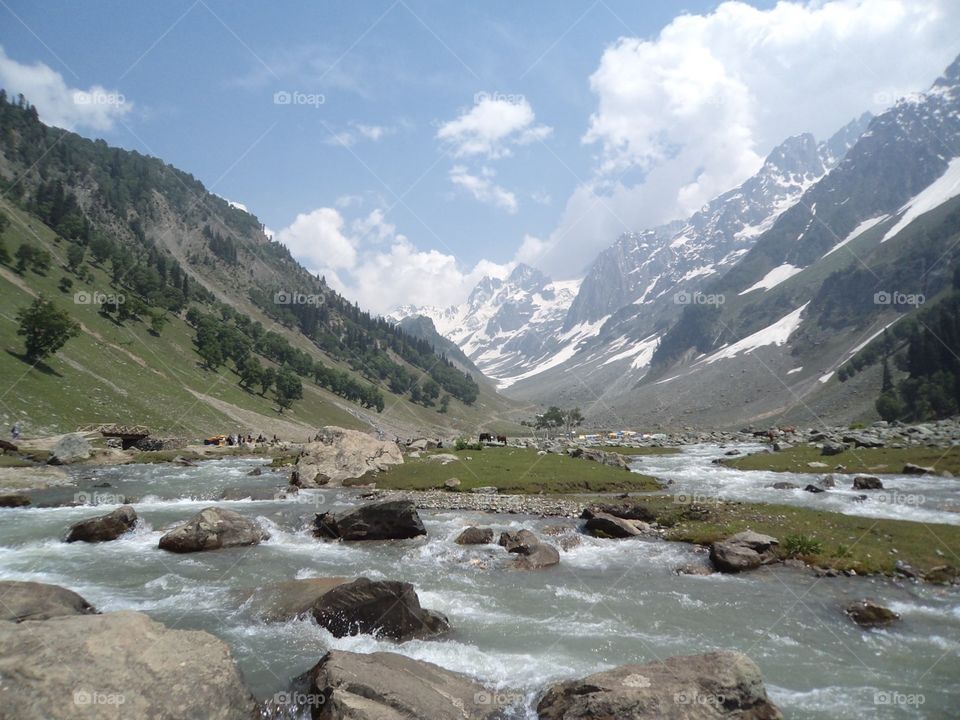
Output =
[
  {"x1": 0, "y1": 439, "x2": 18, "y2": 454},
  {"x1": 479, "y1": 433, "x2": 493, "y2": 443},
  {"x1": 496, "y1": 435, "x2": 507, "y2": 446}
]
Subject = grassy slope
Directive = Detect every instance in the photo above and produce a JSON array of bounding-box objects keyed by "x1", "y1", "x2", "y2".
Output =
[
  {"x1": 722, "y1": 445, "x2": 960, "y2": 475},
  {"x1": 0, "y1": 204, "x2": 524, "y2": 439},
  {"x1": 353, "y1": 447, "x2": 663, "y2": 494}
]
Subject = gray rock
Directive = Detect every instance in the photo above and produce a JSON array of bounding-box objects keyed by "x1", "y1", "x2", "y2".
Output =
[
  {"x1": 455, "y1": 526, "x2": 494, "y2": 545},
  {"x1": 0, "y1": 611, "x2": 257, "y2": 719},
  {"x1": 804, "y1": 484, "x2": 826, "y2": 494},
  {"x1": 158, "y1": 507, "x2": 269, "y2": 553},
  {"x1": 852, "y1": 475, "x2": 883, "y2": 490},
  {"x1": 241, "y1": 577, "x2": 353, "y2": 622},
  {"x1": 903, "y1": 463, "x2": 935, "y2": 475},
  {"x1": 498, "y1": 529, "x2": 539, "y2": 553},
  {"x1": 443, "y1": 477, "x2": 461, "y2": 490},
  {"x1": 48, "y1": 433, "x2": 91, "y2": 465},
  {"x1": 295, "y1": 426, "x2": 403, "y2": 487},
  {"x1": 584, "y1": 512, "x2": 645, "y2": 538},
  {"x1": 846, "y1": 600, "x2": 900, "y2": 628},
  {"x1": 514, "y1": 542, "x2": 560, "y2": 569},
  {"x1": 0, "y1": 581, "x2": 96, "y2": 622},
  {"x1": 313, "y1": 500, "x2": 426, "y2": 541},
  {"x1": 710, "y1": 531, "x2": 779, "y2": 573},
  {"x1": 821, "y1": 441, "x2": 847, "y2": 456},
  {"x1": 768, "y1": 482, "x2": 799, "y2": 490},
  {"x1": 537, "y1": 650, "x2": 783, "y2": 719},
  {"x1": 65, "y1": 505, "x2": 137, "y2": 543}
]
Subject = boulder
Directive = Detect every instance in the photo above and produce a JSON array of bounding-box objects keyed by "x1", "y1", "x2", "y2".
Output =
[
  {"x1": 498, "y1": 529, "x2": 539, "y2": 554},
  {"x1": 65, "y1": 505, "x2": 137, "y2": 543},
  {"x1": 537, "y1": 650, "x2": 783, "y2": 719},
  {"x1": 582, "y1": 503, "x2": 657, "y2": 523},
  {"x1": 241, "y1": 577, "x2": 353, "y2": 622},
  {"x1": 818, "y1": 474, "x2": 838, "y2": 488},
  {"x1": 676, "y1": 563, "x2": 714, "y2": 576},
  {"x1": 300, "y1": 650, "x2": 504, "y2": 720},
  {"x1": 313, "y1": 500, "x2": 426, "y2": 541},
  {"x1": 294, "y1": 426, "x2": 403, "y2": 487},
  {"x1": 514, "y1": 542, "x2": 560, "y2": 569},
  {"x1": 584, "y1": 512, "x2": 646, "y2": 538},
  {"x1": 311, "y1": 578, "x2": 449, "y2": 641},
  {"x1": 768, "y1": 482, "x2": 799, "y2": 490},
  {"x1": 158, "y1": 507, "x2": 269, "y2": 553},
  {"x1": 0, "y1": 581, "x2": 96, "y2": 622},
  {"x1": 804, "y1": 484, "x2": 826, "y2": 494},
  {"x1": 455, "y1": 526, "x2": 494, "y2": 545},
  {"x1": 425, "y1": 453, "x2": 459, "y2": 464},
  {"x1": 710, "y1": 531, "x2": 779, "y2": 573},
  {"x1": 443, "y1": 477, "x2": 461, "y2": 490},
  {"x1": 852, "y1": 475, "x2": 883, "y2": 490},
  {"x1": 0, "y1": 493, "x2": 31, "y2": 508},
  {"x1": 0, "y1": 611, "x2": 257, "y2": 719},
  {"x1": 903, "y1": 463, "x2": 935, "y2": 475},
  {"x1": 820, "y1": 441, "x2": 847, "y2": 456},
  {"x1": 48, "y1": 433, "x2": 91, "y2": 465},
  {"x1": 846, "y1": 600, "x2": 900, "y2": 628}
]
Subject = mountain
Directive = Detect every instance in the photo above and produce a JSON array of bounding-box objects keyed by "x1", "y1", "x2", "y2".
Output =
[
  {"x1": 0, "y1": 91, "x2": 524, "y2": 438},
  {"x1": 389, "y1": 263, "x2": 581, "y2": 388}
]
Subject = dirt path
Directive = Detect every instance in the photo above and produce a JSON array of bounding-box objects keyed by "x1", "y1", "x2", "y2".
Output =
[{"x1": 186, "y1": 389, "x2": 315, "y2": 441}]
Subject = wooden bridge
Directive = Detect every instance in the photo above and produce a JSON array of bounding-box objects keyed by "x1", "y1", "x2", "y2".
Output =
[{"x1": 77, "y1": 423, "x2": 151, "y2": 449}]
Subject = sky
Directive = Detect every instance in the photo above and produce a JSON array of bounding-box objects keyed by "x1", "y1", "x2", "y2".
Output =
[{"x1": 1, "y1": 0, "x2": 959, "y2": 314}]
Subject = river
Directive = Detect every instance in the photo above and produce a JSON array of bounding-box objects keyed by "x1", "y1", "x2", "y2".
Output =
[{"x1": 1, "y1": 448, "x2": 958, "y2": 719}]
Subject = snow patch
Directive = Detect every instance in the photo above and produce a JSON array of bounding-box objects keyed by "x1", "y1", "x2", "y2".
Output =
[
  {"x1": 883, "y1": 157, "x2": 960, "y2": 242},
  {"x1": 738, "y1": 264, "x2": 803, "y2": 295},
  {"x1": 823, "y1": 215, "x2": 890, "y2": 258},
  {"x1": 699, "y1": 304, "x2": 809, "y2": 365}
]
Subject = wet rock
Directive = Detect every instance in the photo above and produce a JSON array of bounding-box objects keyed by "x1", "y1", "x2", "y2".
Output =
[
  {"x1": 769, "y1": 482, "x2": 799, "y2": 490},
  {"x1": 818, "y1": 474, "x2": 839, "y2": 488},
  {"x1": 582, "y1": 503, "x2": 657, "y2": 523},
  {"x1": 247, "y1": 467, "x2": 262, "y2": 476},
  {"x1": 0, "y1": 611, "x2": 257, "y2": 719},
  {"x1": 675, "y1": 563, "x2": 714, "y2": 576},
  {"x1": 0, "y1": 581, "x2": 96, "y2": 622},
  {"x1": 903, "y1": 463, "x2": 935, "y2": 475},
  {"x1": 0, "y1": 493, "x2": 31, "y2": 508},
  {"x1": 852, "y1": 475, "x2": 883, "y2": 490},
  {"x1": 537, "y1": 650, "x2": 783, "y2": 719},
  {"x1": 311, "y1": 578, "x2": 449, "y2": 641},
  {"x1": 455, "y1": 526, "x2": 494, "y2": 545},
  {"x1": 64, "y1": 505, "x2": 137, "y2": 543},
  {"x1": 299, "y1": 650, "x2": 503, "y2": 720},
  {"x1": 47, "y1": 433, "x2": 91, "y2": 465},
  {"x1": 498, "y1": 529, "x2": 539, "y2": 553},
  {"x1": 514, "y1": 542, "x2": 560, "y2": 569},
  {"x1": 923, "y1": 565, "x2": 959, "y2": 585},
  {"x1": 846, "y1": 600, "x2": 900, "y2": 628},
  {"x1": 710, "y1": 531, "x2": 779, "y2": 573},
  {"x1": 313, "y1": 500, "x2": 426, "y2": 541},
  {"x1": 725, "y1": 449, "x2": 741, "y2": 456},
  {"x1": 295, "y1": 426, "x2": 403, "y2": 487},
  {"x1": 241, "y1": 578, "x2": 353, "y2": 622},
  {"x1": 804, "y1": 484, "x2": 826, "y2": 494},
  {"x1": 158, "y1": 507, "x2": 269, "y2": 553},
  {"x1": 584, "y1": 512, "x2": 646, "y2": 538}
]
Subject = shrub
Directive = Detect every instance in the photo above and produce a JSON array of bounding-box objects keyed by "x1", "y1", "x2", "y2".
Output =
[{"x1": 782, "y1": 534, "x2": 823, "y2": 558}]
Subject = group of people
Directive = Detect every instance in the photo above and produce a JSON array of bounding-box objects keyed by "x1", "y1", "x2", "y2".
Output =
[{"x1": 205, "y1": 432, "x2": 279, "y2": 447}]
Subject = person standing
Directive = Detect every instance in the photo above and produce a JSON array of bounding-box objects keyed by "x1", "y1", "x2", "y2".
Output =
[{"x1": 11, "y1": 422, "x2": 20, "y2": 441}]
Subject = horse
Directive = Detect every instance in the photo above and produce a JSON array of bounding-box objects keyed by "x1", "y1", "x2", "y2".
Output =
[
  {"x1": 496, "y1": 434, "x2": 507, "y2": 445},
  {"x1": 479, "y1": 432, "x2": 493, "y2": 443}
]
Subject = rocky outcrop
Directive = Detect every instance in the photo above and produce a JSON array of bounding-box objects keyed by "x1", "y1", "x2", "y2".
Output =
[
  {"x1": 846, "y1": 600, "x2": 900, "y2": 628},
  {"x1": 498, "y1": 529, "x2": 539, "y2": 553},
  {"x1": 499, "y1": 529, "x2": 560, "y2": 569},
  {"x1": 852, "y1": 475, "x2": 883, "y2": 490},
  {"x1": 567, "y1": 446, "x2": 631, "y2": 470},
  {"x1": 313, "y1": 500, "x2": 426, "y2": 541},
  {"x1": 710, "y1": 531, "x2": 779, "y2": 573},
  {"x1": 64, "y1": 505, "x2": 137, "y2": 543},
  {"x1": 0, "y1": 493, "x2": 31, "y2": 507},
  {"x1": 537, "y1": 650, "x2": 783, "y2": 719},
  {"x1": 456, "y1": 526, "x2": 494, "y2": 544},
  {"x1": 0, "y1": 611, "x2": 257, "y2": 719},
  {"x1": 0, "y1": 581, "x2": 97, "y2": 622},
  {"x1": 582, "y1": 503, "x2": 657, "y2": 523},
  {"x1": 584, "y1": 512, "x2": 648, "y2": 538},
  {"x1": 47, "y1": 433, "x2": 92, "y2": 465},
  {"x1": 294, "y1": 426, "x2": 403, "y2": 487},
  {"x1": 300, "y1": 650, "x2": 504, "y2": 720},
  {"x1": 311, "y1": 578, "x2": 449, "y2": 641},
  {"x1": 241, "y1": 578, "x2": 353, "y2": 622},
  {"x1": 903, "y1": 463, "x2": 935, "y2": 475},
  {"x1": 158, "y1": 507, "x2": 269, "y2": 553}
]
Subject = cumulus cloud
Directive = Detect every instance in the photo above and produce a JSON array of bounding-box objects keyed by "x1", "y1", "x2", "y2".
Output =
[
  {"x1": 274, "y1": 206, "x2": 511, "y2": 313},
  {"x1": 323, "y1": 121, "x2": 395, "y2": 147},
  {"x1": 449, "y1": 165, "x2": 518, "y2": 213},
  {"x1": 437, "y1": 95, "x2": 551, "y2": 159},
  {"x1": 0, "y1": 46, "x2": 132, "y2": 131},
  {"x1": 530, "y1": 0, "x2": 960, "y2": 277}
]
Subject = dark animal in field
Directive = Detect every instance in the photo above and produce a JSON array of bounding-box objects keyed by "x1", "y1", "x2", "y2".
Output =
[
  {"x1": 496, "y1": 435, "x2": 507, "y2": 445},
  {"x1": 479, "y1": 433, "x2": 493, "y2": 443},
  {"x1": 0, "y1": 440, "x2": 18, "y2": 454}
]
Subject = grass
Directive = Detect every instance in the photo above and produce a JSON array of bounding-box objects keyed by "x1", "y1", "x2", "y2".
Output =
[
  {"x1": 352, "y1": 447, "x2": 664, "y2": 494},
  {"x1": 587, "y1": 445, "x2": 680, "y2": 456},
  {"x1": 0, "y1": 455, "x2": 34, "y2": 468},
  {"x1": 722, "y1": 444, "x2": 960, "y2": 475}
]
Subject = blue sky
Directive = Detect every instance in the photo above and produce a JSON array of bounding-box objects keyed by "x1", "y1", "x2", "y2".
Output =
[{"x1": 2, "y1": 1, "x2": 959, "y2": 312}]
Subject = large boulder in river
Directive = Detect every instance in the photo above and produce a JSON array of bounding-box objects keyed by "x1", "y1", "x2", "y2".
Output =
[
  {"x1": 0, "y1": 610, "x2": 257, "y2": 719},
  {"x1": 299, "y1": 650, "x2": 504, "y2": 720},
  {"x1": 537, "y1": 650, "x2": 782, "y2": 719},
  {"x1": 64, "y1": 505, "x2": 137, "y2": 543},
  {"x1": 456, "y1": 526, "x2": 494, "y2": 544},
  {"x1": 314, "y1": 500, "x2": 426, "y2": 541},
  {"x1": 158, "y1": 507, "x2": 269, "y2": 553},
  {"x1": 241, "y1": 577, "x2": 353, "y2": 622},
  {"x1": 311, "y1": 577, "x2": 449, "y2": 641},
  {"x1": 47, "y1": 433, "x2": 92, "y2": 465},
  {"x1": 582, "y1": 503, "x2": 657, "y2": 523},
  {"x1": 0, "y1": 581, "x2": 96, "y2": 622},
  {"x1": 852, "y1": 475, "x2": 883, "y2": 490},
  {"x1": 584, "y1": 512, "x2": 647, "y2": 538},
  {"x1": 294, "y1": 426, "x2": 403, "y2": 487},
  {"x1": 514, "y1": 542, "x2": 560, "y2": 569},
  {"x1": 709, "y1": 531, "x2": 779, "y2": 573},
  {"x1": 846, "y1": 600, "x2": 900, "y2": 628},
  {"x1": 498, "y1": 529, "x2": 539, "y2": 553}
]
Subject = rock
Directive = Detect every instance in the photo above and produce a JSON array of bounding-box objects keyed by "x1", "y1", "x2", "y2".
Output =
[
  {"x1": 537, "y1": 650, "x2": 783, "y2": 720},
  {"x1": 582, "y1": 503, "x2": 657, "y2": 523},
  {"x1": 768, "y1": 482, "x2": 799, "y2": 490},
  {"x1": 47, "y1": 433, "x2": 91, "y2": 465},
  {"x1": 806, "y1": 462, "x2": 829, "y2": 469},
  {"x1": 0, "y1": 493, "x2": 31, "y2": 508},
  {"x1": 923, "y1": 565, "x2": 958, "y2": 585},
  {"x1": 173, "y1": 456, "x2": 197, "y2": 467},
  {"x1": 158, "y1": 507, "x2": 269, "y2": 553},
  {"x1": 584, "y1": 512, "x2": 645, "y2": 538},
  {"x1": 724, "y1": 449, "x2": 741, "y2": 456},
  {"x1": 313, "y1": 500, "x2": 426, "y2": 541},
  {"x1": 514, "y1": 542, "x2": 560, "y2": 569},
  {"x1": 0, "y1": 581, "x2": 96, "y2": 622},
  {"x1": 903, "y1": 463, "x2": 935, "y2": 475},
  {"x1": 247, "y1": 467, "x2": 262, "y2": 476},
  {"x1": 443, "y1": 477, "x2": 461, "y2": 490},
  {"x1": 241, "y1": 577, "x2": 353, "y2": 622},
  {"x1": 818, "y1": 474, "x2": 838, "y2": 488},
  {"x1": 64, "y1": 505, "x2": 137, "y2": 543},
  {"x1": 710, "y1": 531, "x2": 779, "y2": 573},
  {"x1": 455, "y1": 526, "x2": 494, "y2": 545},
  {"x1": 852, "y1": 475, "x2": 883, "y2": 490},
  {"x1": 804, "y1": 484, "x2": 826, "y2": 494},
  {"x1": 498, "y1": 529, "x2": 539, "y2": 553},
  {"x1": 846, "y1": 600, "x2": 900, "y2": 628},
  {"x1": 0, "y1": 611, "x2": 257, "y2": 719},
  {"x1": 426, "y1": 453, "x2": 459, "y2": 464},
  {"x1": 773, "y1": 441, "x2": 792, "y2": 451},
  {"x1": 300, "y1": 650, "x2": 503, "y2": 720},
  {"x1": 821, "y1": 441, "x2": 847, "y2": 456},
  {"x1": 471, "y1": 486, "x2": 498, "y2": 495},
  {"x1": 295, "y1": 426, "x2": 403, "y2": 487},
  {"x1": 311, "y1": 578, "x2": 449, "y2": 641},
  {"x1": 676, "y1": 563, "x2": 714, "y2": 576}
]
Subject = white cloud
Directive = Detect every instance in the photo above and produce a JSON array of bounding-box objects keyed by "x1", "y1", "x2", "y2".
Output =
[
  {"x1": 437, "y1": 95, "x2": 551, "y2": 159},
  {"x1": 449, "y1": 165, "x2": 518, "y2": 213},
  {"x1": 324, "y1": 121, "x2": 395, "y2": 147},
  {"x1": 0, "y1": 46, "x2": 132, "y2": 131},
  {"x1": 531, "y1": 0, "x2": 960, "y2": 277},
  {"x1": 274, "y1": 207, "x2": 357, "y2": 271}
]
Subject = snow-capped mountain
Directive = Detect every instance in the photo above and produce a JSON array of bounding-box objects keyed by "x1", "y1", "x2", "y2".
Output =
[{"x1": 389, "y1": 263, "x2": 581, "y2": 387}]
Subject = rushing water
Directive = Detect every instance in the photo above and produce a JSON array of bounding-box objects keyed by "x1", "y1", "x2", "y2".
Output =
[{"x1": 1, "y1": 454, "x2": 959, "y2": 719}]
